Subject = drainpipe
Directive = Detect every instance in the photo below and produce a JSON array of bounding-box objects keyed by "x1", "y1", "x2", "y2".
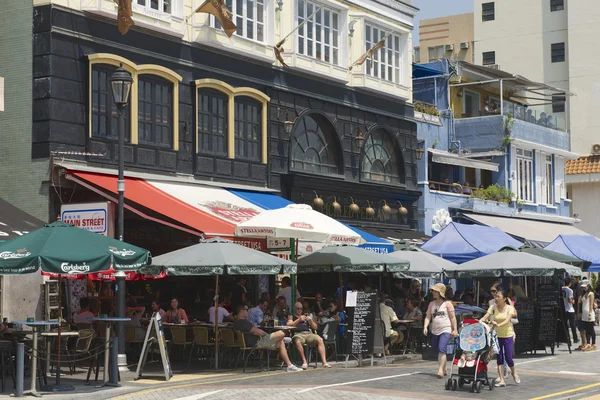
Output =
[{"x1": 500, "y1": 79, "x2": 504, "y2": 116}]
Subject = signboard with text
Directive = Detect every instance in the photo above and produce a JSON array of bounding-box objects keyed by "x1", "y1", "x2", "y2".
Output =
[{"x1": 61, "y1": 202, "x2": 114, "y2": 237}]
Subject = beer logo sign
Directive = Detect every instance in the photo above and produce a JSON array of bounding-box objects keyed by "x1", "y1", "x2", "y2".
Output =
[
  {"x1": 61, "y1": 262, "x2": 91, "y2": 274},
  {"x1": 0, "y1": 248, "x2": 32, "y2": 259},
  {"x1": 200, "y1": 201, "x2": 260, "y2": 223},
  {"x1": 290, "y1": 222, "x2": 313, "y2": 230},
  {"x1": 108, "y1": 246, "x2": 136, "y2": 257}
]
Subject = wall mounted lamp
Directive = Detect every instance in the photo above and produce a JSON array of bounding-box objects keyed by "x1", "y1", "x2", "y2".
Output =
[
  {"x1": 348, "y1": 20, "x2": 357, "y2": 38},
  {"x1": 415, "y1": 140, "x2": 425, "y2": 161},
  {"x1": 276, "y1": 0, "x2": 283, "y2": 11}
]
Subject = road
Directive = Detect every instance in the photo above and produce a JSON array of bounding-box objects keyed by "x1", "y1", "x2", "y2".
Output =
[{"x1": 73, "y1": 346, "x2": 600, "y2": 400}]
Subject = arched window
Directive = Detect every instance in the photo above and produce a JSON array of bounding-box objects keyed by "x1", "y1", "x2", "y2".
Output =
[
  {"x1": 291, "y1": 113, "x2": 342, "y2": 174},
  {"x1": 361, "y1": 129, "x2": 405, "y2": 184}
]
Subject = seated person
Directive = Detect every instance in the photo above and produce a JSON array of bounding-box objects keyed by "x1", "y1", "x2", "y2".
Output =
[
  {"x1": 248, "y1": 299, "x2": 270, "y2": 326},
  {"x1": 232, "y1": 306, "x2": 302, "y2": 372},
  {"x1": 328, "y1": 301, "x2": 346, "y2": 337},
  {"x1": 313, "y1": 293, "x2": 326, "y2": 317},
  {"x1": 151, "y1": 300, "x2": 166, "y2": 319},
  {"x1": 403, "y1": 299, "x2": 423, "y2": 328},
  {"x1": 0, "y1": 319, "x2": 12, "y2": 337},
  {"x1": 380, "y1": 294, "x2": 402, "y2": 355},
  {"x1": 73, "y1": 297, "x2": 95, "y2": 326},
  {"x1": 287, "y1": 302, "x2": 331, "y2": 369},
  {"x1": 125, "y1": 299, "x2": 146, "y2": 340},
  {"x1": 272, "y1": 296, "x2": 289, "y2": 325},
  {"x1": 462, "y1": 182, "x2": 473, "y2": 195},
  {"x1": 208, "y1": 300, "x2": 233, "y2": 324},
  {"x1": 164, "y1": 298, "x2": 189, "y2": 324}
]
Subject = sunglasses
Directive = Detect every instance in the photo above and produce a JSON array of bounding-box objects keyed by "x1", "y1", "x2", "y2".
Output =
[
  {"x1": 296, "y1": 307, "x2": 303, "y2": 310},
  {"x1": 490, "y1": 290, "x2": 498, "y2": 293}
]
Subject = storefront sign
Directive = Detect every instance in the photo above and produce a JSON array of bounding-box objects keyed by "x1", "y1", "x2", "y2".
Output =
[
  {"x1": 233, "y1": 237, "x2": 268, "y2": 252},
  {"x1": 267, "y1": 237, "x2": 291, "y2": 250},
  {"x1": 61, "y1": 202, "x2": 114, "y2": 236}
]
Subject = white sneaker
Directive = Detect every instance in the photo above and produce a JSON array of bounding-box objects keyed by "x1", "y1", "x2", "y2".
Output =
[{"x1": 287, "y1": 365, "x2": 302, "y2": 372}]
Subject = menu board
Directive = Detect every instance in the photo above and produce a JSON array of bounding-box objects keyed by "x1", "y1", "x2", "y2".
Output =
[
  {"x1": 536, "y1": 284, "x2": 559, "y2": 352},
  {"x1": 345, "y1": 292, "x2": 378, "y2": 355},
  {"x1": 537, "y1": 284, "x2": 559, "y2": 307},
  {"x1": 135, "y1": 312, "x2": 173, "y2": 381},
  {"x1": 514, "y1": 300, "x2": 535, "y2": 353}
]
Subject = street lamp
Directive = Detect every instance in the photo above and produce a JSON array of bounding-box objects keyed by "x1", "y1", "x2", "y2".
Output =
[
  {"x1": 109, "y1": 63, "x2": 133, "y2": 372},
  {"x1": 415, "y1": 140, "x2": 425, "y2": 161}
]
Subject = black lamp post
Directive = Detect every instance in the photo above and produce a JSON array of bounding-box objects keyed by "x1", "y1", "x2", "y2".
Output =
[{"x1": 109, "y1": 63, "x2": 133, "y2": 371}]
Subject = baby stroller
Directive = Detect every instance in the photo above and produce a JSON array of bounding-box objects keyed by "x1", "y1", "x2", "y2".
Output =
[{"x1": 445, "y1": 319, "x2": 494, "y2": 393}]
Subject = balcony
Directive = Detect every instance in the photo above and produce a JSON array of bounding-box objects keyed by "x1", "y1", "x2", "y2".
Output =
[{"x1": 414, "y1": 101, "x2": 441, "y2": 125}]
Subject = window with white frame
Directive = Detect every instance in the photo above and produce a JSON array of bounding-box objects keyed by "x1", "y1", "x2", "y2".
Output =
[
  {"x1": 365, "y1": 25, "x2": 402, "y2": 84},
  {"x1": 136, "y1": 0, "x2": 172, "y2": 14},
  {"x1": 211, "y1": 0, "x2": 265, "y2": 42},
  {"x1": 544, "y1": 154, "x2": 553, "y2": 205},
  {"x1": 297, "y1": 0, "x2": 339, "y2": 65},
  {"x1": 516, "y1": 148, "x2": 534, "y2": 202}
]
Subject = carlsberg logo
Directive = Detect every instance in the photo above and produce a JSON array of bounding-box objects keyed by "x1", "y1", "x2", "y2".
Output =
[
  {"x1": 0, "y1": 251, "x2": 31, "y2": 259},
  {"x1": 60, "y1": 262, "x2": 91, "y2": 274}
]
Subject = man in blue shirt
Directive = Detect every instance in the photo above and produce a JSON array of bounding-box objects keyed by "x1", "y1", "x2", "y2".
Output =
[{"x1": 248, "y1": 298, "x2": 270, "y2": 326}]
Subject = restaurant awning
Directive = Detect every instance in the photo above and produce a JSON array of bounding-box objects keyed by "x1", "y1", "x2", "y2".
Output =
[
  {"x1": 429, "y1": 148, "x2": 499, "y2": 172},
  {"x1": 461, "y1": 212, "x2": 588, "y2": 244},
  {"x1": 0, "y1": 197, "x2": 45, "y2": 241},
  {"x1": 545, "y1": 235, "x2": 600, "y2": 272}
]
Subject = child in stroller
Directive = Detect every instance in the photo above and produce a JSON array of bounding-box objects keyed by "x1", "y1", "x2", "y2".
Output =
[{"x1": 445, "y1": 319, "x2": 495, "y2": 393}]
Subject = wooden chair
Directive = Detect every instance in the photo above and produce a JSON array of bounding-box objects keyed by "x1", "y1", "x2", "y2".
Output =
[
  {"x1": 125, "y1": 326, "x2": 145, "y2": 362},
  {"x1": 188, "y1": 327, "x2": 212, "y2": 366},
  {"x1": 168, "y1": 326, "x2": 192, "y2": 360},
  {"x1": 219, "y1": 328, "x2": 239, "y2": 368}
]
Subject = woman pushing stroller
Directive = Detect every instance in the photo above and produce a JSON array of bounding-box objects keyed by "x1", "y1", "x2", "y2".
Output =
[{"x1": 480, "y1": 288, "x2": 520, "y2": 387}]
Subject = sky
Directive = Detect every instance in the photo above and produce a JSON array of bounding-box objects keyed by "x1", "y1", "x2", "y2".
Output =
[{"x1": 411, "y1": 0, "x2": 474, "y2": 44}]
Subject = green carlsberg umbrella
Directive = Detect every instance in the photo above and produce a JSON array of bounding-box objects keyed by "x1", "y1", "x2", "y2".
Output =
[{"x1": 0, "y1": 221, "x2": 150, "y2": 275}]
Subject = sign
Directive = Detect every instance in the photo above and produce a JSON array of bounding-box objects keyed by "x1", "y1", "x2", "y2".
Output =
[
  {"x1": 514, "y1": 300, "x2": 535, "y2": 354},
  {"x1": 232, "y1": 237, "x2": 268, "y2": 252},
  {"x1": 266, "y1": 237, "x2": 292, "y2": 250},
  {"x1": 536, "y1": 284, "x2": 559, "y2": 354},
  {"x1": 61, "y1": 202, "x2": 114, "y2": 236},
  {"x1": 135, "y1": 312, "x2": 172, "y2": 381},
  {"x1": 345, "y1": 292, "x2": 384, "y2": 357}
]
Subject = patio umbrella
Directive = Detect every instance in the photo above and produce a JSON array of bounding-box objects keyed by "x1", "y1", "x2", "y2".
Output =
[
  {"x1": 145, "y1": 237, "x2": 297, "y2": 370},
  {"x1": 500, "y1": 246, "x2": 591, "y2": 270},
  {"x1": 443, "y1": 251, "x2": 582, "y2": 279},
  {"x1": 296, "y1": 245, "x2": 409, "y2": 273},
  {"x1": 0, "y1": 221, "x2": 150, "y2": 274},
  {"x1": 235, "y1": 204, "x2": 363, "y2": 245},
  {"x1": 388, "y1": 249, "x2": 455, "y2": 279}
]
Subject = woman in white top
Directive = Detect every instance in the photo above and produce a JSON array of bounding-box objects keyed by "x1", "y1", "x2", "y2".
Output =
[
  {"x1": 580, "y1": 280, "x2": 596, "y2": 351},
  {"x1": 423, "y1": 283, "x2": 458, "y2": 378}
]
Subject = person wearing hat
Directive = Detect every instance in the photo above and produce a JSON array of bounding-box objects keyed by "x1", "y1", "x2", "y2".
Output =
[
  {"x1": 579, "y1": 279, "x2": 596, "y2": 351},
  {"x1": 380, "y1": 294, "x2": 403, "y2": 356},
  {"x1": 423, "y1": 283, "x2": 458, "y2": 378}
]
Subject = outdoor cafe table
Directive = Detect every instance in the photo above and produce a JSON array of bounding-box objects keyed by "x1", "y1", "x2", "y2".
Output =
[
  {"x1": 394, "y1": 320, "x2": 418, "y2": 355},
  {"x1": 12, "y1": 320, "x2": 59, "y2": 397},
  {"x1": 90, "y1": 317, "x2": 130, "y2": 387},
  {"x1": 42, "y1": 331, "x2": 79, "y2": 382}
]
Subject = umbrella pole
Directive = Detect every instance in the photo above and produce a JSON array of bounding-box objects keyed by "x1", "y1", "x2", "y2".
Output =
[
  {"x1": 56, "y1": 275, "x2": 62, "y2": 385},
  {"x1": 339, "y1": 272, "x2": 343, "y2": 310},
  {"x1": 214, "y1": 275, "x2": 219, "y2": 370}
]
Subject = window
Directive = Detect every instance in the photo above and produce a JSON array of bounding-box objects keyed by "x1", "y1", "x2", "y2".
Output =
[
  {"x1": 463, "y1": 90, "x2": 480, "y2": 117},
  {"x1": 428, "y1": 46, "x2": 444, "y2": 61},
  {"x1": 552, "y1": 93, "x2": 566, "y2": 113},
  {"x1": 198, "y1": 89, "x2": 228, "y2": 156},
  {"x1": 550, "y1": 0, "x2": 564, "y2": 11},
  {"x1": 516, "y1": 148, "x2": 534, "y2": 202},
  {"x1": 482, "y1": 51, "x2": 495, "y2": 65},
  {"x1": 551, "y1": 42, "x2": 565, "y2": 63},
  {"x1": 297, "y1": 0, "x2": 339, "y2": 65},
  {"x1": 136, "y1": 0, "x2": 171, "y2": 13},
  {"x1": 544, "y1": 154, "x2": 553, "y2": 205},
  {"x1": 211, "y1": 0, "x2": 265, "y2": 42},
  {"x1": 482, "y1": 2, "x2": 495, "y2": 21},
  {"x1": 414, "y1": 47, "x2": 420, "y2": 63},
  {"x1": 137, "y1": 76, "x2": 173, "y2": 147},
  {"x1": 291, "y1": 113, "x2": 341, "y2": 174},
  {"x1": 234, "y1": 98, "x2": 261, "y2": 160},
  {"x1": 361, "y1": 129, "x2": 404, "y2": 184},
  {"x1": 365, "y1": 25, "x2": 402, "y2": 84},
  {"x1": 91, "y1": 65, "x2": 130, "y2": 141}
]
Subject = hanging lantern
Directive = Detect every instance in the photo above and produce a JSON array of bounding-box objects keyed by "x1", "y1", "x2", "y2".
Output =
[
  {"x1": 332, "y1": 196, "x2": 341, "y2": 213},
  {"x1": 365, "y1": 201, "x2": 375, "y2": 217},
  {"x1": 399, "y1": 203, "x2": 408, "y2": 216},
  {"x1": 312, "y1": 191, "x2": 324, "y2": 209},
  {"x1": 349, "y1": 197, "x2": 360, "y2": 213},
  {"x1": 381, "y1": 200, "x2": 391, "y2": 215}
]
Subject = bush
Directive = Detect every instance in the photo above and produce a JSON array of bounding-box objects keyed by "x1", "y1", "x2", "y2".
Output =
[{"x1": 471, "y1": 184, "x2": 515, "y2": 204}]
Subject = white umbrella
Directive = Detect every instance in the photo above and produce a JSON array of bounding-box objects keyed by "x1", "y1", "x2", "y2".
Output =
[{"x1": 235, "y1": 204, "x2": 363, "y2": 245}]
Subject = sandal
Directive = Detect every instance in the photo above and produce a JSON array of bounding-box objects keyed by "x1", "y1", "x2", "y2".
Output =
[
  {"x1": 322, "y1": 363, "x2": 332, "y2": 368},
  {"x1": 513, "y1": 374, "x2": 521, "y2": 384},
  {"x1": 436, "y1": 372, "x2": 444, "y2": 379},
  {"x1": 495, "y1": 382, "x2": 506, "y2": 387},
  {"x1": 301, "y1": 363, "x2": 308, "y2": 370}
]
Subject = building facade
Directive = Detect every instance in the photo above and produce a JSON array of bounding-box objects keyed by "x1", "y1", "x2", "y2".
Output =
[
  {"x1": 0, "y1": 0, "x2": 421, "y2": 319},
  {"x1": 414, "y1": 13, "x2": 474, "y2": 64},
  {"x1": 413, "y1": 60, "x2": 585, "y2": 245}
]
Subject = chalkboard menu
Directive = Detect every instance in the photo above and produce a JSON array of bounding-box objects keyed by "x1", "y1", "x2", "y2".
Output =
[
  {"x1": 135, "y1": 312, "x2": 173, "y2": 381},
  {"x1": 536, "y1": 284, "x2": 559, "y2": 353},
  {"x1": 345, "y1": 292, "x2": 378, "y2": 355},
  {"x1": 514, "y1": 300, "x2": 535, "y2": 353}
]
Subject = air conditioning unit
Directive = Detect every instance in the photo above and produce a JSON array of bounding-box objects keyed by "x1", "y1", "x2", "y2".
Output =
[
  {"x1": 445, "y1": 44, "x2": 454, "y2": 52},
  {"x1": 485, "y1": 64, "x2": 500, "y2": 70},
  {"x1": 460, "y1": 42, "x2": 470, "y2": 50},
  {"x1": 593, "y1": 144, "x2": 600, "y2": 154}
]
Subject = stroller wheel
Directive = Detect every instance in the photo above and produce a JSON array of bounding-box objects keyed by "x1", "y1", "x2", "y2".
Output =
[
  {"x1": 458, "y1": 377, "x2": 464, "y2": 388},
  {"x1": 475, "y1": 381, "x2": 482, "y2": 393},
  {"x1": 489, "y1": 380, "x2": 494, "y2": 391},
  {"x1": 445, "y1": 378, "x2": 451, "y2": 390},
  {"x1": 470, "y1": 382, "x2": 476, "y2": 393},
  {"x1": 452, "y1": 379, "x2": 458, "y2": 391}
]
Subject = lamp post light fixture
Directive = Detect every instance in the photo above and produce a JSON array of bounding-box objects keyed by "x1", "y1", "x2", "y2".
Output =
[
  {"x1": 415, "y1": 140, "x2": 425, "y2": 161},
  {"x1": 108, "y1": 63, "x2": 133, "y2": 372},
  {"x1": 276, "y1": 0, "x2": 283, "y2": 11},
  {"x1": 283, "y1": 117, "x2": 295, "y2": 135},
  {"x1": 354, "y1": 131, "x2": 365, "y2": 149}
]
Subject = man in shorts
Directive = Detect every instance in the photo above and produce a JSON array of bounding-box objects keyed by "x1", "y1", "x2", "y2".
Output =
[
  {"x1": 233, "y1": 305, "x2": 302, "y2": 372},
  {"x1": 287, "y1": 302, "x2": 331, "y2": 369}
]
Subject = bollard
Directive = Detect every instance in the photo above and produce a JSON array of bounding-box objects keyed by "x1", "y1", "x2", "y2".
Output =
[
  {"x1": 110, "y1": 337, "x2": 119, "y2": 386},
  {"x1": 16, "y1": 342, "x2": 24, "y2": 397}
]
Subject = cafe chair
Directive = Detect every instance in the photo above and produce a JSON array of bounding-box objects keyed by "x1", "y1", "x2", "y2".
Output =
[
  {"x1": 69, "y1": 329, "x2": 94, "y2": 373},
  {"x1": 236, "y1": 331, "x2": 273, "y2": 372},
  {"x1": 168, "y1": 326, "x2": 192, "y2": 361},
  {"x1": 319, "y1": 320, "x2": 340, "y2": 362},
  {"x1": 188, "y1": 326, "x2": 212, "y2": 367},
  {"x1": 125, "y1": 326, "x2": 145, "y2": 361},
  {"x1": 0, "y1": 341, "x2": 15, "y2": 392},
  {"x1": 219, "y1": 328, "x2": 239, "y2": 368}
]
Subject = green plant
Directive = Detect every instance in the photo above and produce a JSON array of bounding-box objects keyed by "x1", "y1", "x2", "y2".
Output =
[
  {"x1": 501, "y1": 134, "x2": 513, "y2": 148},
  {"x1": 415, "y1": 102, "x2": 440, "y2": 117},
  {"x1": 591, "y1": 273, "x2": 598, "y2": 290},
  {"x1": 432, "y1": 139, "x2": 439, "y2": 149},
  {"x1": 471, "y1": 184, "x2": 515, "y2": 204},
  {"x1": 504, "y1": 112, "x2": 515, "y2": 133}
]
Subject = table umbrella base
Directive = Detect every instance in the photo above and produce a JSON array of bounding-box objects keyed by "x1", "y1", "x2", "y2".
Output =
[
  {"x1": 95, "y1": 382, "x2": 121, "y2": 388},
  {"x1": 17, "y1": 390, "x2": 42, "y2": 398},
  {"x1": 41, "y1": 384, "x2": 74, "y2": 392}
]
